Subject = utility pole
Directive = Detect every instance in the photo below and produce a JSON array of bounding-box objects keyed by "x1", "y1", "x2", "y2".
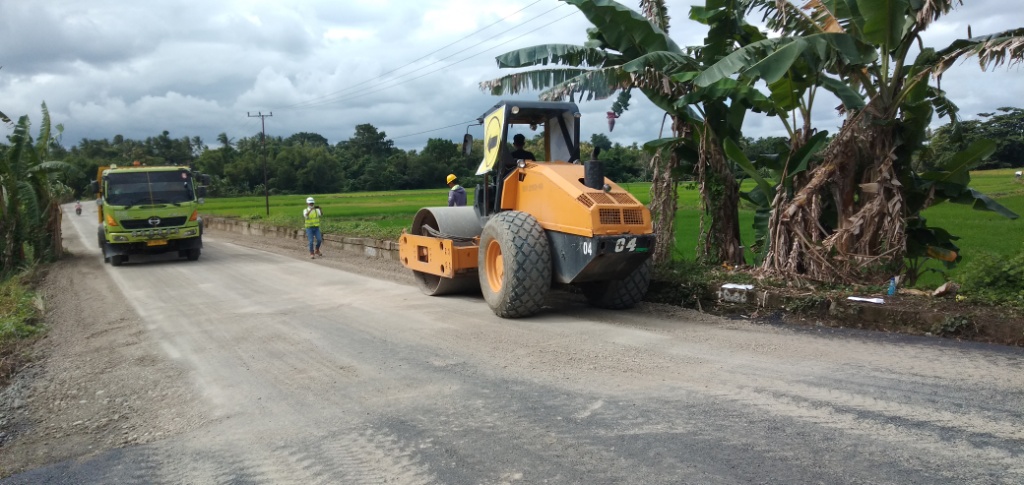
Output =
[{"x1": 247, "y1": 111, "x2": 273, "y2": 216}]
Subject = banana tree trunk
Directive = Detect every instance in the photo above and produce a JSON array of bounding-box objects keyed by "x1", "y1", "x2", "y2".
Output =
[
  {"x1": 762, "y1": 113, "x2": 906, "y2": 284},
  {"x1": 697, "y1": 126, "x2": 744, "y2": 266},
  {"x1": 649, "y1": 147, "x2": 679, "y2": 265}
]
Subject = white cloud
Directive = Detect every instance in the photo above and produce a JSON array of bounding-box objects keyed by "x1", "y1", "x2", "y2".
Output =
[{"x1": 1, "y1": 0, "x2": 1021, "y2": 152}]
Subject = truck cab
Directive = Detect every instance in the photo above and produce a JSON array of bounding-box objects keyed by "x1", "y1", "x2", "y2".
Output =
[{"x1": 91, "y1": 164, "x2": 210, "y2": 266}]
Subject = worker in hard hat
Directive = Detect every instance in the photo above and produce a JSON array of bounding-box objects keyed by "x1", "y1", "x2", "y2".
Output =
[
  {"x1": 446, "y1": 174, "x2": 466, "y2": 207},
  {"x1": 303, "y1": 196, "x2": 323, "y2": 258}
]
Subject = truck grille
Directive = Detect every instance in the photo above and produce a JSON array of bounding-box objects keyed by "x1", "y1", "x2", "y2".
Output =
[
  {"x1": 599, "y1": 208, "x2": 646, "y2": 226},
  {"x1": 599, "y1": 209, "x2": 621, "y2": 225},
  {"x1": 623, "y1": 209, "x2": 644, "y2": 225},
  {"x1": 609, "y1": 193, "x2": 639, "y2": 205},
  {"x1": 120, "y1": 217, "x2": 188, "y2": 229},
  {"x1": 576, "y1": 194, "x2": 594, "y2": 208},
  {"x1": 578, "y1": 191, "x2": 641, "y2": 207}
]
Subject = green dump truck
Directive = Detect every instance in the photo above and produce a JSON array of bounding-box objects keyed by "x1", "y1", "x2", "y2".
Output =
[{"x1": 90, "y1": 164, "x2": 210, "y2": 266}]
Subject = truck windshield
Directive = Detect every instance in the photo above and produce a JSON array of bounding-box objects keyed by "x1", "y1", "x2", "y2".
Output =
[{"x1": 105, "y1": 171, "x2": 194, "y2": 207}]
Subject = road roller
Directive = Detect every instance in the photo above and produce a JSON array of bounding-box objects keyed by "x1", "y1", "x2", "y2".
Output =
[{"x1": 398, "y1": 100, "x2": 656, "y2": 318}]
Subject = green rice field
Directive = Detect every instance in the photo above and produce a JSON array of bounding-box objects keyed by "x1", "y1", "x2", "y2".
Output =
[{"x1": 201, "y1": 169, "x2": 1024, "y2": 288}]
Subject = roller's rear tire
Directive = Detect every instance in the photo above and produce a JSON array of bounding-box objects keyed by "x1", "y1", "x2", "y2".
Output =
[
  {"x1": 479, "y1": 211, "x2": 551, "y2": 318},
  {"x1": 581, "y1": 258, "x2": 652, "y2": 309}
]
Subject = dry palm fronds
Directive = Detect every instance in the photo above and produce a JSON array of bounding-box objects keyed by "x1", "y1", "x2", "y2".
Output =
[
  {"x1": 761, "y1": 106, "x2": 907, "y2": 284},
  {"x1": 640, "y1": 0, "x2": 672, "y2": 32}
]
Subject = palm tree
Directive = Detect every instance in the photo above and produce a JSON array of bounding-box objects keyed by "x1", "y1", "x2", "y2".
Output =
[{"x1": 697, "y1": 0, "x2": 1024, "y2": 283}]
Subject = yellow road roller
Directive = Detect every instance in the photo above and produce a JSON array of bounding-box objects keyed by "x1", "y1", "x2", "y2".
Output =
[{"x1": 399, "y1": 100, "x2": 655, "y2": 318}]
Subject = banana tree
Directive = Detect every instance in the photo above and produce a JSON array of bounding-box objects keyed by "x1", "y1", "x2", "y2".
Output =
[
  {"x1": 1, "y1": 103, "x2": 78, "y2": 273},
  {"x1": 697, "y1": 0, "x2": 1024, "y2": 283},
  {"x1": 481, "y1": 0, "x2": 755, "y2": 265},
  {"x1": 723, "y1": 131, "x2": 830, "y2": 263}
]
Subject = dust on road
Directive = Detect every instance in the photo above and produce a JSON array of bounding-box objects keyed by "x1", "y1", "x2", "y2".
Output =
[{"x1": 1, "y1": 205, "x2": 1022, "y2": 484}]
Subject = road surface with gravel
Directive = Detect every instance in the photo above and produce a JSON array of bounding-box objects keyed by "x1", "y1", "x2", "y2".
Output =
[{"x1": 1, "y1": 203, "x2": 1022, "y2": 484}]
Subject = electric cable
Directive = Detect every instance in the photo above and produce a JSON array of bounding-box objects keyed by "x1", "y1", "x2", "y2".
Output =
[
  {"x1": 288, "y1": 8, "x2": 579, "y2": 110},
  {"x1": 391, "y1": 119, "x2": 479, "y2": 140},
  {"x1": 275, "y1": 0, "x2": 549, "y2": 111}
]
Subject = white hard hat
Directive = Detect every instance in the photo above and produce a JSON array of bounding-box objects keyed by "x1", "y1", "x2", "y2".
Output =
[{"x1": 306, "y1": 197, "x2": 315, "y2": 204}]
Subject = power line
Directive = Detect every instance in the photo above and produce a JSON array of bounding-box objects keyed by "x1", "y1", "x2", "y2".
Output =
[
  {"x1": 270, "y1": 0, "x2": 544, "y2": 111},
  {"x1": 275, "y1": 0, "x2": 548, "y2": 111},
  {"x1": 291, "y1": 9, "x2": 580, "y2": 110},
  {"x1": 336, "y1": 8, "x2": 581, "y2": 145},
  {"x1": 391, "y1": 119, "x2": 480, "y2": 140}
]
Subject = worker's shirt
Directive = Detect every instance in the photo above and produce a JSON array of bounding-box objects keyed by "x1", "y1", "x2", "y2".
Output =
[
  {"x1": 510, "y1": 149, "x2": 536, "y2": 161},
  {"x1": 448, "y1": 185, "x2": 467, "y2": 207},
  {"x1": 303, "y1": 207, "x2": 322, "y2": 228}
]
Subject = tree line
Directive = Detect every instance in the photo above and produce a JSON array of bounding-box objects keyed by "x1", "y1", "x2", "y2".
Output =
[
  {"x1": 45, "y1": 124, "x2": 656, "y2": 199},
  {"x1": 23, "y1": 107, "x2": 1021, "y2": 203}
]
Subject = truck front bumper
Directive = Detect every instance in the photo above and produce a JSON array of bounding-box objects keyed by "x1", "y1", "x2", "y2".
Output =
[{"x1": 103, "y1": 234, "x2": 202, "y2": 258}]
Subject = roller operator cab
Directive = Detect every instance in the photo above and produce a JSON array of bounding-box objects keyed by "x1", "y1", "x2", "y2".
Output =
[
  {"x1": 90, "y1": 164, "x2": 211, "y2": 266},
  {"x1": 398, "y1": 100, "x2": 656, "y2": 318}
]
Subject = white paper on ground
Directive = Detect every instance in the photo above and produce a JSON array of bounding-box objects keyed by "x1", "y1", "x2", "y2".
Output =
[
  {"x1": 847, "y1": 296, "x2": 884, "y2": 304},
  {"x1": 721, "y1": 283, "x2": 755, "y2": 290}
]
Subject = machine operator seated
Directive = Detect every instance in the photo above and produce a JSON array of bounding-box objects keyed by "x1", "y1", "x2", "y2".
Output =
[{"x1": 510, "y1": 134, "x2": 536, "y2": 161}]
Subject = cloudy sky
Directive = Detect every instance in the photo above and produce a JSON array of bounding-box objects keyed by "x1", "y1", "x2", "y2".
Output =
[{"x1": 2, "y1": 0, "x2": 1021, "y2": 152}]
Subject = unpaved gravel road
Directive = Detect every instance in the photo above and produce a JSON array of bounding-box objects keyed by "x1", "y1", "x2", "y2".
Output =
[{"x1": 1, "y1": 204, "x2": 1022, "y2": 484}]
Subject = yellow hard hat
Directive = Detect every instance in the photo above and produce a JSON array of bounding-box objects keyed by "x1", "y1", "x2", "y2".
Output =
[{"x1": 446, "y1": 174, "x2": 457, "y2": 184}]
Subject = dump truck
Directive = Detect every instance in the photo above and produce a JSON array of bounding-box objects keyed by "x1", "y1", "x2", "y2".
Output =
[
  {"x1": 398, "y1": 100, "x2": 655, "y2": 318},
  {"x1": 90, "y1": 164, "x2": 210, "y2": 266}
]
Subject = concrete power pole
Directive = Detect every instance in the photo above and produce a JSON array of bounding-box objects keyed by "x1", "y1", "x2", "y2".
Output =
[{"x1": 247, "y1": 111, "x2": 273, "y2": 216}]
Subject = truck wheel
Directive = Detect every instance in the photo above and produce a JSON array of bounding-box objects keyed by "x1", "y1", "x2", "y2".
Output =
[
  {"x1": 110, "y1": 255, "x2": 126, "y2": 267},
  {"x1": 187, "y1": 248, "x2": 201, "y2": 261},
  {"x1": 478, "y1": 211, "x2": 551, "y2": 318},
  {"x1": 97, "y1": 226, "x2": 105, "y2": 249},
  {"x1": 581, "y1": 258, "x2": 652, "y2": 309}
]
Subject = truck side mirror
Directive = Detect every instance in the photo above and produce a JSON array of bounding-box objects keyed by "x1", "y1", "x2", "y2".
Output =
[
  {"x1": 89, "y1": 180, "x2": 98, "y2": 195},
  {"x1": 462, "y1": 134, "x2": 473, "y2": 157},
  {"x1": 197, "y1": 186, "x2": 207, "y2": 198},
  {"x1": 202, "y1": 174, "x2": 211, "y2": 185}
]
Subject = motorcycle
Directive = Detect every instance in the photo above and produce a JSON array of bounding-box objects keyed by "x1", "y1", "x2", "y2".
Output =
[{"x1": 74, "y1": 205, "x2": 82, "y2": 216}]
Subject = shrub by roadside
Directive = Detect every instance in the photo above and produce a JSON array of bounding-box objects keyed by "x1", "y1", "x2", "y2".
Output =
[
  {"x1": 957, "y1": 246, "x2": 1024, "y2": 308},
  {"x1": 645, "y1": 261, "x2": 1024, "y2": 347},
  {"x1": 647, "y1": 260, "x2": 718, "y2": 308},
  {"x1": 0, "y1": 272, "x2": 45, "y2": 386}
]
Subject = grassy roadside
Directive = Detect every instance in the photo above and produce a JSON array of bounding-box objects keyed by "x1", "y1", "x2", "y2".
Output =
[
  {"x1": 0, "y1": 271, "x2": 46, "y2": 385},
  {"x1": 201, "y1": 169, "x2": 1024, "y2": 291}
]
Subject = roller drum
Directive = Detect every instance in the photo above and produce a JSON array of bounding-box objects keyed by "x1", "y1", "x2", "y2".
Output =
[{"x1": 410, "y1": 207, "x2": 482, "y2": 296}]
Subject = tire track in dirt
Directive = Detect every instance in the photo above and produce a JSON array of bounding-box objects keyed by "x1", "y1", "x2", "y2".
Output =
[{"x1": 329, "y1": 297, "x2": 1024, "y2": 482}]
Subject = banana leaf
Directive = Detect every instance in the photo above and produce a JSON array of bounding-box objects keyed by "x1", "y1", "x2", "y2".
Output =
[{"x1": 564, "y1": 0, "x2": 681, "y2": 57}]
